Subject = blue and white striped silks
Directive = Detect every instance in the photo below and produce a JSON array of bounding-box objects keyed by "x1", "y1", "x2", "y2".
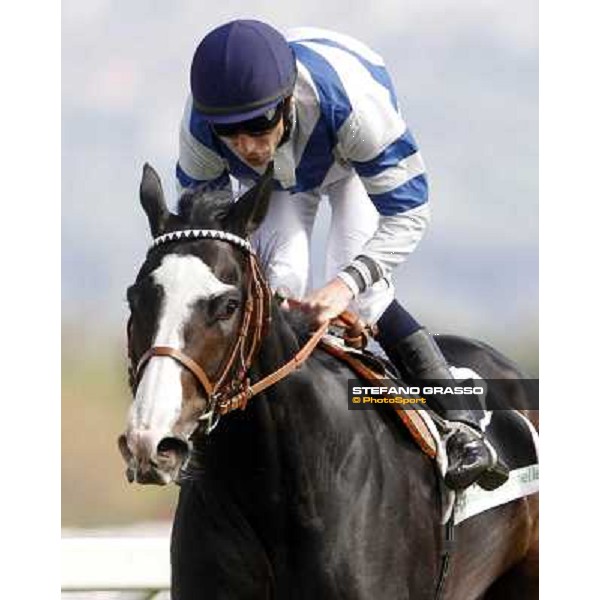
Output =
[{"x1": 177, "y1": 27, "x2": 428, "y2": 218}]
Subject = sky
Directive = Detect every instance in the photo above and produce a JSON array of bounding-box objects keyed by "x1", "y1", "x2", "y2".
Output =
[{"x1": 62, "y1": 0, "x2": 538, "y2": 356}]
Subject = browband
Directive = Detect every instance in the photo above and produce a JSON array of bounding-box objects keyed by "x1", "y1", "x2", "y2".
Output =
[{"x1": 152, "y1": 229, "x2": 252, "y2": 253}]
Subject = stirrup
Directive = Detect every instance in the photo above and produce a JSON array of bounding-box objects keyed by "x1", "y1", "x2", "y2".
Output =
[
  {"x1": 477, "y1": 438, "x2": 509, "y2": 490},
  {"x1": 444, "y1": 423, "x2": 509, "y2": 491}
]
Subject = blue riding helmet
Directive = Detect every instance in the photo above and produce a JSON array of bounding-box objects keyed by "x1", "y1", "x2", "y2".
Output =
[{"x1": 190, "y1": 20, "x2": 297, "y2": 124}]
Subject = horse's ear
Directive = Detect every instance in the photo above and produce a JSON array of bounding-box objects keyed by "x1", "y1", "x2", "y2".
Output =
[
  {"x1": 226, "y1": 162, "x2": 274, "y2": 237},
  {"x1": 140, "y1": 163, "x2": 169, "y2": 237}
]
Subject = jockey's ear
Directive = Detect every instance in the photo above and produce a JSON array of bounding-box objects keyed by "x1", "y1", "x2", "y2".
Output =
[
  {"x1": 140, "y1": 163, "x2": 170, "y2": 237},
  {"x1": 226, "y1": 162, "x2": 273, "y2": 237}
]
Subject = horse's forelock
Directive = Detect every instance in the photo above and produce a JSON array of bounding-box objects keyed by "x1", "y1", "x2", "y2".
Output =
[{"x1": 177, "y1": 187, "x2": 235, "y2": 230}]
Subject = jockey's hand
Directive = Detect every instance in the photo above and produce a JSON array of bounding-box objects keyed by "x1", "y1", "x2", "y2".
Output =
[{"x1": 300, "y1": 277, "x2": 354, "y2": 325}]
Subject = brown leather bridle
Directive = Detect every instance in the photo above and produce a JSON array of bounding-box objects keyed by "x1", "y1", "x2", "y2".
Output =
[{"x1": 131, "y1": 229, "x2": 330, "y2": 432}]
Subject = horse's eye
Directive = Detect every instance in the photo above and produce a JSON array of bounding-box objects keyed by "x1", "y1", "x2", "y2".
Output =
[
  {"x1": 207, "y1": 292, "x2": 241, "y2": 322},
  {"x1": 220, "y1": 298, "x2": 240, "y2": 319}
]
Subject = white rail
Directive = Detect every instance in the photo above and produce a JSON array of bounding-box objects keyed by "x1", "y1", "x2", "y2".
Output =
[{"x1": 61, "y1": 536, "x2": 170, "y2": 595}]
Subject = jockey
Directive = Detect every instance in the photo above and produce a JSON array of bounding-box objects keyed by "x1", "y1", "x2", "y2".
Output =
[{"x1": 176, "y1": 19, "x2": 508, "y2": 491}]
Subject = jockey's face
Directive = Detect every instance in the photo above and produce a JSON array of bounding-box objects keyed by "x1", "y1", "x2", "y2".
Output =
[{"x1": 219, "y1": 118, "x2": 285, "y2": 168}]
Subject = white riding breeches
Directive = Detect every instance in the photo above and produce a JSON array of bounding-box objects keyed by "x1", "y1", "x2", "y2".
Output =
[{"x1": 251, "y1": 172, "x2": 395, "y2": 324}]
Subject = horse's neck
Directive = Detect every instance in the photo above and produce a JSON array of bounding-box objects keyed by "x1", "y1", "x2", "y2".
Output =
[
  {"x1": 252, "y1": 305, "x2": 303, "y2": 378},
  {"x1": 196, "y1": 305, "x2": 300, "y2": 485},
  {"x1": 185, "y1": 307, "x2": 441, "y2": 592}
]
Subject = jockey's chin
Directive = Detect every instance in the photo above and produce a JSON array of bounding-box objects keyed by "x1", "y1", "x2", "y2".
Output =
[{"x1": 245, "y1": 154, "x2": 273, "y2": 168}]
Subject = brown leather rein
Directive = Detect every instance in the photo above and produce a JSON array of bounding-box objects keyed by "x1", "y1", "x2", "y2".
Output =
[{"x1": 132, "y1": 229, "x2": 337, "y2": 432}]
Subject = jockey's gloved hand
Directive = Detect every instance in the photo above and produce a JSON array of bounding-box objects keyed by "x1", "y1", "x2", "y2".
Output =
[{"x1": 300, "y1": 277, "x2": 354, "y2": 326}]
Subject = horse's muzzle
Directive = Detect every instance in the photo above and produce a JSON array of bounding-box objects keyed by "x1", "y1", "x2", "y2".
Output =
[{"x1": 117, "y1": 432, "x2": 190, "y2": 486}]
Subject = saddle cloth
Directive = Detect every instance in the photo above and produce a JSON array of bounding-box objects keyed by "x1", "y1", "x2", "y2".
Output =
[
  {"x1": 450, "y1": 392, "x2": 539, "y2": 525},
  {"x1": 319, "y1": 335, "x2": 540, "y2": 526}
]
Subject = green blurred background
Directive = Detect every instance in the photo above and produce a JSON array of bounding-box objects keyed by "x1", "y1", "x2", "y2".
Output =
[{"x1": 62, "y1": 327, "x2": 178, "y2": 527}]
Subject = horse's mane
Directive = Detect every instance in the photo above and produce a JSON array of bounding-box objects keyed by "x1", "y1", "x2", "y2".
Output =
[{"x1": 280, "y1": 307, "x2": 314, "y2": 346}]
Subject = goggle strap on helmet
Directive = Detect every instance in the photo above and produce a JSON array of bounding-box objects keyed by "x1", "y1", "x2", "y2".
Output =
[{"x1": 212, "y1": 102, "x2": 287, "y2": 137}]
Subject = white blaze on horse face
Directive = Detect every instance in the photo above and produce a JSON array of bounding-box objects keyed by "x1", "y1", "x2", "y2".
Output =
[{"x1": 129, "y1": 254, "x2": 234, "y2": 441}]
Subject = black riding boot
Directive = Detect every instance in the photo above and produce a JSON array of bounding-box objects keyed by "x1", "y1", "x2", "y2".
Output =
[{"x1": 380, "y1": 328, "x2": 508, "y2": 491}]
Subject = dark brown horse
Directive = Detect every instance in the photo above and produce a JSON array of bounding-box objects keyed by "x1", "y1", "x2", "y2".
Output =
[{"x1": 119, "y1": 164, "x2": 538, "y2": 599}]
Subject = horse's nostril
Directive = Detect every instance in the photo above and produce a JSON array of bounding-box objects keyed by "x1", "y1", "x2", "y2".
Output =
[{"x1": 157, "y1": 437, "x2": 189, "y2": 465}]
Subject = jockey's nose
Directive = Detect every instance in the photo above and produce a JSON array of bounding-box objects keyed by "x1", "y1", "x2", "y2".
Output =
[{"x1": 233, "y1": 133, "x2": 263, "y2": 156}]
